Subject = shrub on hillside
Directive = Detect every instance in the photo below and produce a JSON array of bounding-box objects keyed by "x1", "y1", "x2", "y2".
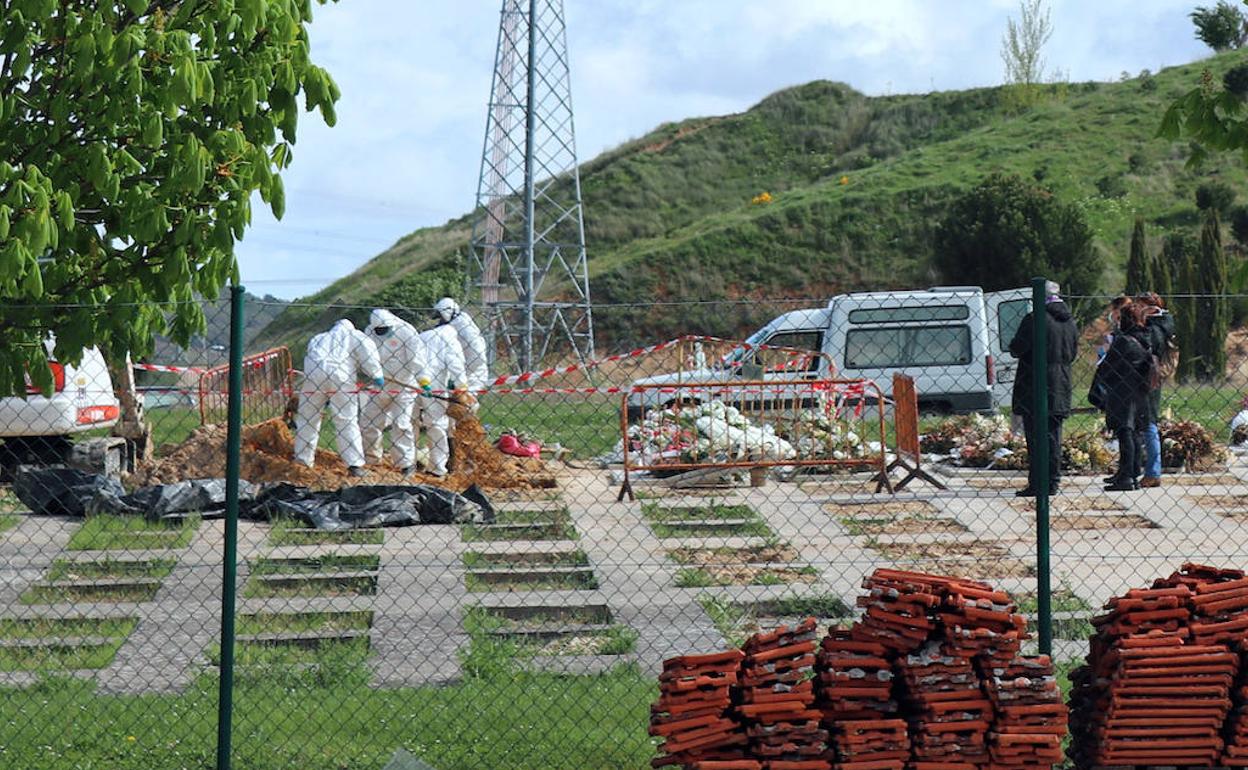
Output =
[
  {"x1": 1096, "y1": 174, "x2": 1128, "y2": 199},
  {"x1": 1225, "y1": 63, "x2": 1248, "y2": 98},
  {"x1": 1196, "y1": 180, "x2": 1237, "y2": 214},
  {"x1": 1231, "y1": 205, "x2": 1248, "y2": 244},
  {"x1": 933, "y1": 172, "x2": 1101, "y2": 301}
]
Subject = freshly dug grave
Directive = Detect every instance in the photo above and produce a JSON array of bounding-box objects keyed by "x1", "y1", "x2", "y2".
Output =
[{"x1": 131, "y1": 410, "x2": 558, "y2": 493}]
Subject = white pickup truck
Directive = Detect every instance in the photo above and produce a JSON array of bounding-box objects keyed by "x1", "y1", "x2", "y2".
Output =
[
  {"x1": 0, "y1": 341, "x2": 131, "y2": 477},
  {"x1": 627, "y1": 286, "x2": 1032, "y2": 418}
]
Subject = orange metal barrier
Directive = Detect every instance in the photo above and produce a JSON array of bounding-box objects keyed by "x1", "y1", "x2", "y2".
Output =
[{"x1": 198, "y1": 347, "x2": 294, "y2": 425}]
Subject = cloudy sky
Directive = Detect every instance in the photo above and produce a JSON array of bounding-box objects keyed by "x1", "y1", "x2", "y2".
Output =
[{"x1": 238, "y1": 0, "x2": 1210, "y2": 299}]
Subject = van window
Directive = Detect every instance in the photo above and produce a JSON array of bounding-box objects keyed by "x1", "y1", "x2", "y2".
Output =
[
  {"x1": 763, "y1": 331, "x2": 824, "y2": 372},
  {"x1": 997, "y1": 299, "x2": 1031, "y2": 353},
  {"x1": 843, "y1": 326, "x2": 973, "y2": 369},
  {"x1": 848, "y1": 305, "x2": 970, "y2": 324}
]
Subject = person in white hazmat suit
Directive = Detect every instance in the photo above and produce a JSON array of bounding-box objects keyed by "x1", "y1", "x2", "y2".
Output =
[
  {"x1": 433, "y1": 297, "x2": 489, "y2": 391},
  {"x1": 417, "y1": 320, "x2": 469, "y2": 477},
  {"x1": 361, "y1": 309, "x2": 430, "y2": 475},
  {"x1": 294, "y1": 320, "x2": 384, "y2": 476}
]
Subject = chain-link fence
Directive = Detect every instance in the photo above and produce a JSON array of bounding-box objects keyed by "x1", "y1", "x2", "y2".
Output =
[{"x1": 2, "y1": 285, "x2": 1248, "y2": 768}]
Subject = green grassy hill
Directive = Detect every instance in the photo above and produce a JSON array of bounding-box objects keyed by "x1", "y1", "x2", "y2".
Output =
[{"x1": 255, "y1": 52, "x2": 1248, "y2": 357}]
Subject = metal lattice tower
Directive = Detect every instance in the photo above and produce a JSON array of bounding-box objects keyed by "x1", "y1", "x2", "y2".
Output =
[{"x1": 468, "y1": 0, "x2": 594, "y2": 372}]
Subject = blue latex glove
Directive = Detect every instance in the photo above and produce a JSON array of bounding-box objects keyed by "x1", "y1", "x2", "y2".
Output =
[{"x1": 371, "y1": 377, "x2": 385, "y2": 389}]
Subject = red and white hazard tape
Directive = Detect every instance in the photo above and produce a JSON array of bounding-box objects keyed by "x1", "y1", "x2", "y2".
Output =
[
  {"x1": 135, "y1": 335, "x2": 828, "y2": 391},
  {"x1": 133, "y1": 349, "x2": 285, "y2": 375}
]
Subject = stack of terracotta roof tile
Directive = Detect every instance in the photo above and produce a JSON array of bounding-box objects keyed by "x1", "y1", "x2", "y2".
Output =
[
  {"x1": 815, "y1": 629, "x2": 897, "y2": 722},
  {"x1": 736, "y1": 618, "x2": 831, "y2": 770},
  {"x1": 1092, "y1": 638, "x2": 1235, "y2": 767},
  {"x1": 828, "y1": 719, "x2": 908, "y2": 770},
  {"x1": 1223, "y1": 637, "x2": 1248, "y2": 767},
  {"x1": 937, "y1": 582, "x2": 1026, "y2": 667},
  {"x1": 650, "y1": 649, "x2": 749, "y2": 769},
  {"x1": 815, "y1": 630, "x2": 905, "y2": 770},
  {"x1": 981, "y1": 655, "x2": 1067, "y2": 770},
  {"x1": 1067, "y1": 565, "x2": 1248, "y2": 770},
  {"x1": 851, "y1": 569, "x2": 948, "y2": 654},
  {"x1": 897, "y1": 642, "x2": 992, "y2": 769},
  {"x1": 1169, "y1": 564, "x2": 1248, "y2": 647}
]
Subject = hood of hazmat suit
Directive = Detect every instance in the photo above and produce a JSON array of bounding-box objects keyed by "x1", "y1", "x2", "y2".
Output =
[
  {"x1": 366, "y1": 309, "x2": 428, "y2": 387},
  {"x1": 419, "y1": 324, "x2": 468, "y2": 391},
  {"x1": 448, "y1": 311, "x2": 489, "y2": 390},
  {"x1": 304, "y1": 319, "x2": 383, "y2": 385}
]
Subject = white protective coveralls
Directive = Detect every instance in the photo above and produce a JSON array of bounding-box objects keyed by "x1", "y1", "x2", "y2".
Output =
[
  {"x1": 361, "y1": 309, "x2": 428, "y2": 471},
  {"x1": 417, "y1": 323, "x2": 468, "y2": 476},
  {"x1": 294, "y1": 320, "x2": 384, "y2": 468},
  {"x1": 435, "y1": 298, "x2": 490, "y2": 390}
]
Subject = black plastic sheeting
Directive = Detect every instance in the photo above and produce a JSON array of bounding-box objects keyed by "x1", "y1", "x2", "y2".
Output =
[
  {"x1": 11, "y1": 467, "x2": 495, "y2": 529},
  {"x1": 242, "y1": 482, "x2": 494, "y2": 530}
]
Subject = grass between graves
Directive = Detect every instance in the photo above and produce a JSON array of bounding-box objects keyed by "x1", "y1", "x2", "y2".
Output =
[
  {"x1": 642, "y1": 502, "x2": 773, "y2": 539},
  {"x1": 460, "y1": 508, "x2": 579, "y2": 542},
  {"x1": 473, "y1": 605, "x2": 614, "y2": 629},
  {"x1": 0, "y1": 662, "x2": 657, "y2": 769},
  {"x1": 460, "y1": 608, "x2": 638, "y2": 666},
  {"x1": 698, "y1": 594, "x2": 852, "y2": 647},
  {"x1": 267, "y1": 519, "x2": 386, "y2": 546},
  {"x1": 242, "y1": 573, "x2": 378, "y2": 599},
  {"x1": 0, "y1": 618, "x2": 137, "y2": 672},
  {"x1": 0, "y1": 617, "x2": 137, "y2": 640},
  {"x1": 464, "y1": 570, "x2": 599, "y2": 593},
  {"x1": 45, "y1": 558, "x2": 175, "y2": 581},
  {"x1": 0, "y1": 637, "x2": 132, "y2": 672},
  {"x1": 674, "y1": 565, "x2": 819, "y2": 587},
  {"x1": 461, "y1": 550, "x2": 592, "y2": 569},
  {"x1": 21, "y1": 582, "x2": 162, "y2": 605},
  {"x1": 66, "y1": 514, "x2": 200, "y2": 551},
  {"x1": 1014, "y1": 589, "x2": 1097, "y2": 640},
  {"x1": 236, "y1": 611, "x2": 374, "y2": 636},
  {"x1": 248, "y1": 554, "x2": 381, "y2": 575}
]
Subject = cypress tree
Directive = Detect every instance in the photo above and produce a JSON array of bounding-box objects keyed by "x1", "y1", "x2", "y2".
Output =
[
  {"x1": 1125, "y1": 217, "x2": 1153, "y2": 294},
  {"x1": 1167, "y1": 233, "x2": 1199, "y2": 381},
  {"x1": 1153, "y1": 240, "x2": 1173, "y2": 298},
  {"x1": 1197, "y1": 209, "x2": 1229, "y2": 380}
]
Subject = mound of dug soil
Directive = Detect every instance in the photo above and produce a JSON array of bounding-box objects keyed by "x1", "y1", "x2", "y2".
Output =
[{"x1": 130, "y1": 413, "x2": 558, "y2": 493}]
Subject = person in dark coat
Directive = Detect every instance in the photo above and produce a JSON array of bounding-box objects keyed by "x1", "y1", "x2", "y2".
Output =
[
  {"x1": 1008, "y1": 281, "x2": 1080, "y2": 497},
  {"x1": 1136, "y1": 293, "x2": 1174, "y2": 487},
  {"x1": 1093, "y1": 303, "x2": 1152, "y2": 491}
]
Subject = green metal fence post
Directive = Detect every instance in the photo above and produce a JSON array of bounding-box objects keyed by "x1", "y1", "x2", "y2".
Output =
[
  {"x1": 216, "y1": 284, "x2": 245, "y2": 770},
  {"x1": 1031, "y1": 276, "x2": 1052, "y2": 656}
]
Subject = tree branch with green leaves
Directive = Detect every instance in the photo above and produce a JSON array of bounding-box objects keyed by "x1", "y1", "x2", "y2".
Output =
[{"x1": 0, "y1": 0, "x2": 341, "y2": 396}]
